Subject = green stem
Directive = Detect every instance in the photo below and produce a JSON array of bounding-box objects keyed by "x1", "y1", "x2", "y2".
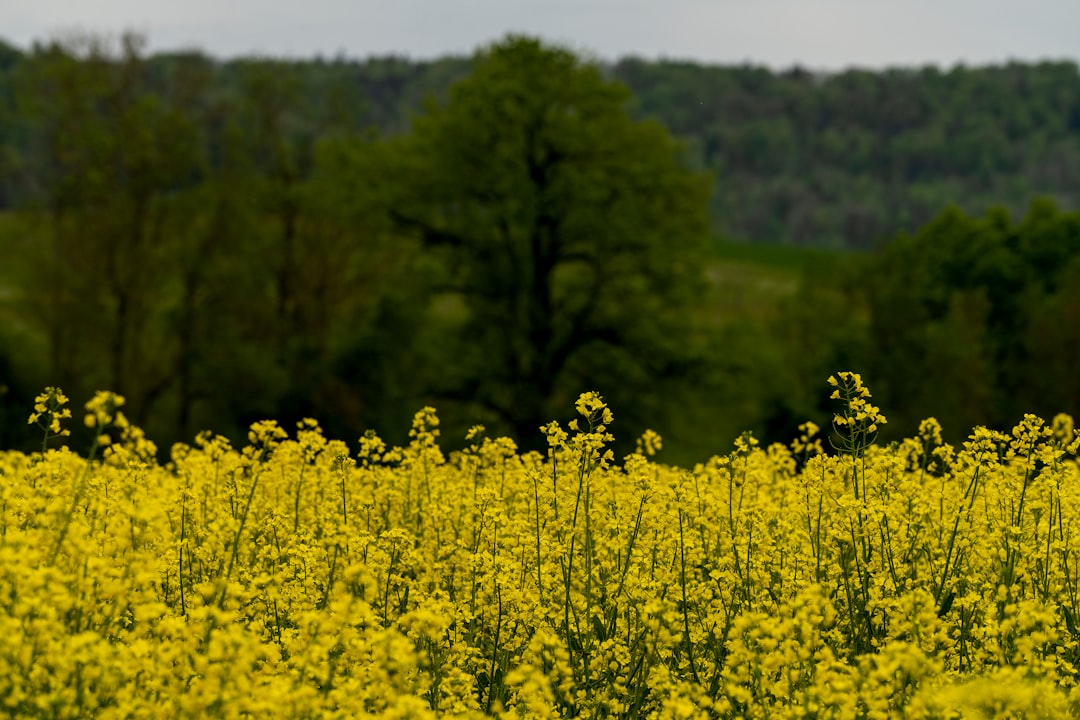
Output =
[
  {"x1": 484, "y1": 585, "x2": 504, "y2": 714},
  {"x1": 532, "y1": 473, "x2": 544, "y2": 599},
  {"x1": 678, "y1": 508, "x2": 700, "y2": 684},
  {"x1": 219, "y1": 468, "x2": 259, "y2": 609}
]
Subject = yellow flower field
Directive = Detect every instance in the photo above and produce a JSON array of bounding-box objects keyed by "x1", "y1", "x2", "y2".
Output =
[{"x1": 4, "y1": 375, "x2": 1080, "y2": 718}]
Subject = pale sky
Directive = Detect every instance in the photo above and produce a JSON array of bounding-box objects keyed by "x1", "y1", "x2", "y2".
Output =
[{"x1": 3, "y1": 0, "x2": 1079, "y2": 71}]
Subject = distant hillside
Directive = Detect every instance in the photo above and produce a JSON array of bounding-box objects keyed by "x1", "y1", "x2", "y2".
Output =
[
  {"x1": 2, "y1": 36, "x2": 1078, "y2": 248},
  {"x1": 612, "y1": 59, "x2": 1080, "y2": 248},
  {"x1": 286, "y1": 53, "x2": 1080, "y2": 249}
]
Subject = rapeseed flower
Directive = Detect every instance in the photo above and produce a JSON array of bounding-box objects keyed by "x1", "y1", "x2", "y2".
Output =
[
  {"x1": 6, "y1": 379, "x2": 1080, "y2": 717},
  {"x1": 26, "y1": 387, "x2": 71, "y2": 450}
]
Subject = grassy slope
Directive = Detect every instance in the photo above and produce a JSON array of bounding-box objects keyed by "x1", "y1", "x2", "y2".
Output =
[{"x1": 702, "y1": 239, "x2": 843, "y2": 323}]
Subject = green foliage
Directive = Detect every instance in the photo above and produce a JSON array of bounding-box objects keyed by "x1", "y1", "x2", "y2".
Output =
[
  {"x1": 613, "y1": 59, "x2": 1080, "y2": 248},
  {"x1": 7, "y1": 34, "x2": 207, "y2": 436},
  {"x1": 0, "y1": 33, "x2": 719, "y2": 460},
  {"x1": 2, "y1": 31, "x2": 1080, "y2": 467},
  {"x1": 4, "y1": 38, "x2": 1079, "y2": 249},
  {"x1": 376, "y1": 36, "x2": 712, "y2": 451},
  {"x1": 0, "y1": 34, "x2": 409, "y2": 450},
  {"x1": 821, "y1": 200, "x2": 1080, "y2": 440}
]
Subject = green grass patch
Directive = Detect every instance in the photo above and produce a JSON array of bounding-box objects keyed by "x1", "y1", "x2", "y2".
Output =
[{"x1": 711, "y1": 237, "x2": 845, "y2": 273}]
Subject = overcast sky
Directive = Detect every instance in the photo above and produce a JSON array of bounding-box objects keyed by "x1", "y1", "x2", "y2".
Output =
[{"x1": 4, "y1": 0, "x2": 1079, "y2": 71}]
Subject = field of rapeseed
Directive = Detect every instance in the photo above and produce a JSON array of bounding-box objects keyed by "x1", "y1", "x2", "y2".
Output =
[{"x1": 4, "y1": 374, "x2": 1080, "y2": 718}]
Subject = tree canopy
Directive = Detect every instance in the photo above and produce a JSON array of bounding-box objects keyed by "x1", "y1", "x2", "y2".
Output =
[
  {"x1": 1, "y1": 33, "x2": 1079, "y2": 461},
  {"x1": 381, "y1": 36, "x2": 711, "y2": 445},
  {"x1": 4, "y1": 39, "x2": 1079, "y2": 250}
]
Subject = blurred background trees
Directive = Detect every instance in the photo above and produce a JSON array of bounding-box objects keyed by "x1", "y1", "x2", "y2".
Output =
[
  {"x1": 374, "y1": 37, "x2": 711, "y2": 447},
  {"x1": 1, "y1": 32, "x2": 1079, "y2": 461}
]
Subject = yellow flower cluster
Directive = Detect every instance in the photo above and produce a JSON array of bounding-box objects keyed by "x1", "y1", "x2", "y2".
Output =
[
  {"x1": 4, "y1": 379, "x2": 1080, "y2": 717},
  {"x1": 26, "y1": 387, "x2": 72, "y2": 451},
  {"x1": 828, "y1": 372, "x2": 887, "y2": 456}
]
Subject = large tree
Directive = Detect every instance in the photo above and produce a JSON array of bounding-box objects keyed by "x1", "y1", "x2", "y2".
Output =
[
  {"x1": 387, "y1": 36, "x2": 712, "y2": 445},
  {"x1": 10, "y1": 33, "x2": 207, "y2": 430}
]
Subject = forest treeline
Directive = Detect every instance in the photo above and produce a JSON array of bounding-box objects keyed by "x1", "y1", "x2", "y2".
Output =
[
  {"x1": 0, "y1": 33, "x2": 1079, "y2": 463},
  {"x1": 3, "y1": 35, "x2": 1079, "y2": 247},
  {"x1": 617, "y1": 58, "x2": 1080, "y2": 248}
]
